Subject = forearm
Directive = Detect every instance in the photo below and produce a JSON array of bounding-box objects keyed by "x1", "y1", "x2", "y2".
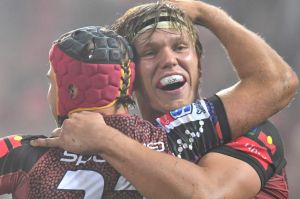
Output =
[
  {"x1": 29, "y1": 112, "x2": 260, "y2": 199},
  {"x1": 194, "y1": 2, "x2": 295, "y2": 83},
  {"x1": 192, "y1": 1, "x2": 298, "y2": 136},
  {"x1": 99, "y1": 128, "x2": 211, "y2": 199},
  {"x1": 99, "y1": 126, "x2": 260, "y2": 199}
]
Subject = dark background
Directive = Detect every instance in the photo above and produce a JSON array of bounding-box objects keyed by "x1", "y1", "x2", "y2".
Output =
[{"x1": 0, "y1": 0, "x2": 299, "y2": 198}]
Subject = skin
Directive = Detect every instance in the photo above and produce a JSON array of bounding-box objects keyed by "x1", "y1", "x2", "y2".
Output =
[
  {"x1": 31, "y1": 1, "x2": 298, "y2": 198},
  {"x1": 134, "y1": 29, "x2": 200, "y2": 121}
]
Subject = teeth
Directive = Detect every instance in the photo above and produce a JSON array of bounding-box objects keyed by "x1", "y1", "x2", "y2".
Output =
[{"x1": 160, "y1": 75, "x2": 184, "y2": 87}]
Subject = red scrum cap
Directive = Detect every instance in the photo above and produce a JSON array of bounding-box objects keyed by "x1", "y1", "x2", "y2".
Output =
[{"x1": 49, "y1": 26, "x2": 135, "y2": 122}]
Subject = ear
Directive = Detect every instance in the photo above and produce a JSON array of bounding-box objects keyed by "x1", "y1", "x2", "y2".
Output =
[{"x1": 68, "y1": 84, "x2": 78, "y2": 99}]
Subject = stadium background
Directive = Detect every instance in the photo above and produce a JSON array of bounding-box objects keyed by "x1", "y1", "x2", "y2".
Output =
[{"x1": 0, "y1": 0, "x2": 299, "y2": 198}]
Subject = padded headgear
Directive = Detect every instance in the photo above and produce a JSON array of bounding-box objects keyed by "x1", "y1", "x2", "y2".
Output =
[{"x1": 49, "y1": 26, "x2": 135, "y2": 118}]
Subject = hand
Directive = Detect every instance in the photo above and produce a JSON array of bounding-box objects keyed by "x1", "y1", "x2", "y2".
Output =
[
  {"x1": 30, "y1": 111, "x2": 112, "y2": 155},
  {"x1": 166, "y1": 0, "x2": 218, "y2": 27},
  {"x1": 166, "y1": 0, "x2": 201, "y2": 24}
]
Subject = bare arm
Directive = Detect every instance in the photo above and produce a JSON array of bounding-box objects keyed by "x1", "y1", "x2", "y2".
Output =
[
  {"x1": 31, "y1": 111, "x2": 260, "y2": 199},
  {"x1": 169, "y1": 0, "x2": 298, "y2": 137},
  {"x1": 102, "y1": 130, "x2": 260, "y2": 199},
  {"x1": 102, "y1": 132, "x2": 260, "y2": 199}
]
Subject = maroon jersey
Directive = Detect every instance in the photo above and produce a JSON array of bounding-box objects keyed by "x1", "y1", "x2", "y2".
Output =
[
  {"x1": 0, "y1": 115, "x2": 170, "y2": 199},
  {"x1": 157, "y1": 95, "x2": 289, "y2": 198},
  {"x1": 0, "y1": 96, "x2": 288, "y2": 198}
]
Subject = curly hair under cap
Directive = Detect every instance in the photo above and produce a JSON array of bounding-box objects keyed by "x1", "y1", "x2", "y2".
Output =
[{"x1": 111, "y1": 2, "x2": 203, "y2": 59}]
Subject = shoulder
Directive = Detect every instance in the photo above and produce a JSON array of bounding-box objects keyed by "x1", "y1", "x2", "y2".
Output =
[
  {"x1": 157, "y1": 97, "x2": 230, "y2": 139},
  {"x1": 228, "y1": 120, "x2": 284, "y2": 161},
  {"x1": 156, "y1": 98, "x2": 215, "y2": 131},
  {"x1": 0, "y1": 135, "x2": 24, "y2": 158},
  {"x1": 0, "y1": 134, "x2": 42, "y2": 158},
  {"x1": 212, "y1": 120, "x2": 286, "y2": 187},
  {"x1": 0, "y1": 134, "x2": 48, "y2": 174}
]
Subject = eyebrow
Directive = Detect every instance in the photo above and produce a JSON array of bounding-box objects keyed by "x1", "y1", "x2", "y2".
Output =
[{"x1": 142, "y1": 34, "x2": 188, "y2": 51}]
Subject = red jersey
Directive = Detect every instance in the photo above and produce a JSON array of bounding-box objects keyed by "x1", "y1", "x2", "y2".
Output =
[
  {"x1": 0, "y1": 115, "x2": 168, "y2": 198},
  {"x1": 0, "y1": 96, "x2": 288, "y2": 198}
]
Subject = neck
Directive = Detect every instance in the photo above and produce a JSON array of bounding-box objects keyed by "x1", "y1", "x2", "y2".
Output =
[{"x1": 137, "y1": 101, "x2": 161, "y2": 123}]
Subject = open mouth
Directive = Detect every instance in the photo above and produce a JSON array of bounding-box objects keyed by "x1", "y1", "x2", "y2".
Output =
[{"x1": 158, "y1": 75, "x2": 186, "y2": 91}]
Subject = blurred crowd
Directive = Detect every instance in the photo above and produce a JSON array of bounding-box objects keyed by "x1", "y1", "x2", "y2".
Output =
[{"x1": 0, "y1": 0, "x2": 299, "y2": 198}]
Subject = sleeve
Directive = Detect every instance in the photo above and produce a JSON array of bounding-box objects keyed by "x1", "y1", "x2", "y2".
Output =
[
  {"x1": 156, "y1": 95, "x2": 287, "y2": 188},
  {"x1": 210, "y1": 120, "x2": 287, "y2": 188},
  {"x1": 0, "y1": 135, "x2": 24, "y2": 195},
  {"x1": 0, "y1": 135, "x2": 24, "y2": 174},
  {"x1": 0, "y1": 134, "x2": 48, "y2": 195},
  {"x1": 155, "y1": 95, "x2": 232, "y2": 162}
]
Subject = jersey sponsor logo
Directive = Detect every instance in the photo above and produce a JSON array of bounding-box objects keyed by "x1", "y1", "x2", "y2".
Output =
[
  {"x1": 194, "y1": 100, "x2": 208, "y2": 115},
  {"x1": 157, "y1": 113, "x2": 174, "y2": 126},
  {"x1": 144, "y1": 141, "x2": 165, "y2": 152},
  {"x1": 60, "y1": 151, "x2": 106, "y2": 165},
  {"x1": 258, "y1": 131, "x2": 276, "y2": 155},
  {"x1": 227, "y1": 136, "x2": 272, "y2": 170},
  {"x1": 156, "y1": 99, "x2": 210, "y2": 133},
  {"x1": 60, "y1": 142, "x2": 165, "y2": 165},
  {"x1": 170, "y1": 104, "x2": 192, "y2": 119}
]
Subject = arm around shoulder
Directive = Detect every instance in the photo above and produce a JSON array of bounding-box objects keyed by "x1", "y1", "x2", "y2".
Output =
[
  {"x1": 213, "y1": 6, "x2": 299, "y2": 136},
  {"x1": 176, "y1": 0, "x2": 299, "y2": 135},
  {"x1": 101, "y1": 131, "x2": 261, "y2": 199}
]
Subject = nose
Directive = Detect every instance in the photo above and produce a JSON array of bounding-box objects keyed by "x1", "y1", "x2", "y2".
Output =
[{"x1": 159, "y1": 47, "x2": 178, "y2": 69}]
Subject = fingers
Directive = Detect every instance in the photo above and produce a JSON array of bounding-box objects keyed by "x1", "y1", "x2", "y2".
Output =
[
  {"x1": 30, "y1": 137, "x2": 60, "y2": 148},
  {"x1": 30, "y1": 127, "x2": 62, "y2": 148}
]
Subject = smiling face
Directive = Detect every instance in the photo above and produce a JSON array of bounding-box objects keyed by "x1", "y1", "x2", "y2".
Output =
[{"x1": 134, "y1": 28, "x2": 201, "y2": 121}]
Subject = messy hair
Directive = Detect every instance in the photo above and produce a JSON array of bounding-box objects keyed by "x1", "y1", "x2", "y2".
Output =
[{"x1": 111, "y1": 2, "x2": 203, "y2": 58}]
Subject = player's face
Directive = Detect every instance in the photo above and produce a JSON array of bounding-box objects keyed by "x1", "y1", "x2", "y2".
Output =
[
  {"x1": 47, "y1": 65, "x2": 58, "y2": 121},
  {"x1": 134, "y1": 29, "x2": 200, "y2": 119}
]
